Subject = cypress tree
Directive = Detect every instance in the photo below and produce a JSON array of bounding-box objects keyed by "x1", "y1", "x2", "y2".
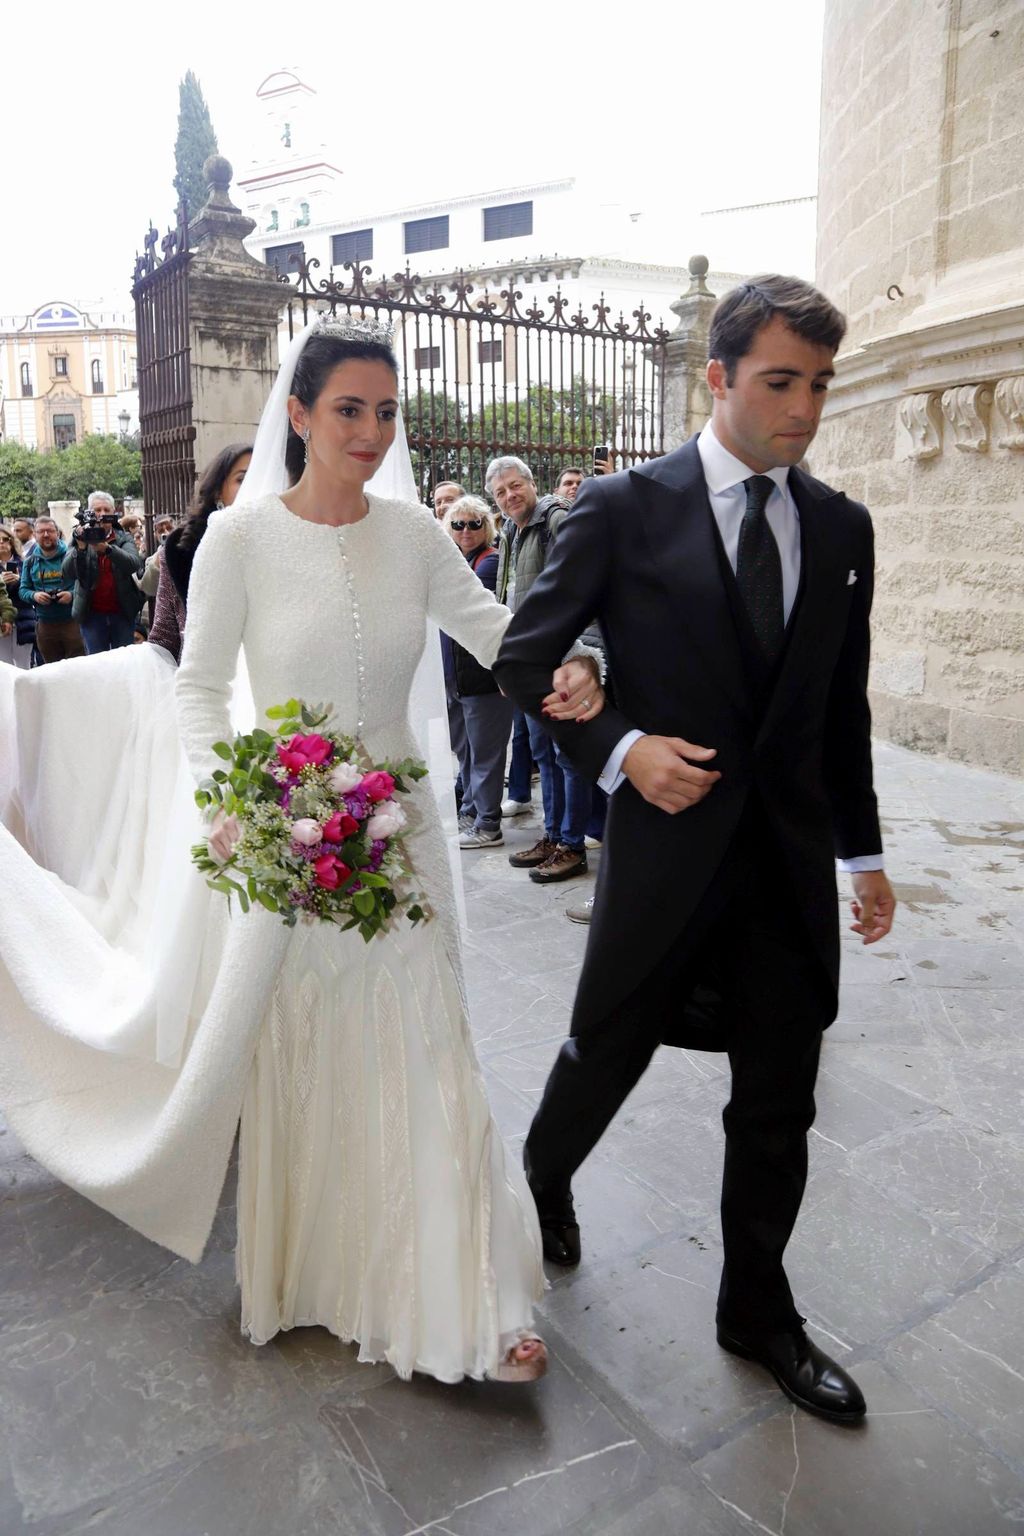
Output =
[{"x1": 173, "y1": 71, "x2": 219, "y2": 219}]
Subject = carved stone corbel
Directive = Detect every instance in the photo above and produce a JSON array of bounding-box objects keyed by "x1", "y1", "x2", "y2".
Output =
[
  {"x1": 940, "y1": 383, "x2": 993, "y2": 452},
  {"x1": 898, "y1": 392, "x2": 943, "y2": 460},
  {"x1": 994, "y1": 375, "x2": 1024, "y2": 450}
]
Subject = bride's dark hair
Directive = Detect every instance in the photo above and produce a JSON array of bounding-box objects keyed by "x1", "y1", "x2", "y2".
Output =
[{"x1": 285, "y1": 333, "x2": 400, "y2": 485}]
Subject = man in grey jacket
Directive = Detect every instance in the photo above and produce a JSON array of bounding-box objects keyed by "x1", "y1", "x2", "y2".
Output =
[{"x1": 489, "y1": 456, "x2": 590, "y2": 883}]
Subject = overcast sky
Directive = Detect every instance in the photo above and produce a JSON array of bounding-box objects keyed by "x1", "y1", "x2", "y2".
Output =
[{"x1": 3, "y1": 0, "x2": 824, "y2": 315}]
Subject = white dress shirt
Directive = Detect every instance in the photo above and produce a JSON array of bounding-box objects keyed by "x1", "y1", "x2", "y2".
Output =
[{"x1": 597, "y1": 424, "x2": 883, "y2": 872}]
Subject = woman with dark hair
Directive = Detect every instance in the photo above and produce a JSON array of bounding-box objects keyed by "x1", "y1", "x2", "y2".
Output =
[
  {"x1": 0, "y1": 525, "x2": 35, "y2": 668},
  {"x1": 148, "y1": 444, "x2": 252, "y2": 663},
  {"x1": 175, "y1": 320, "x2": 604, "y2": 1383}
]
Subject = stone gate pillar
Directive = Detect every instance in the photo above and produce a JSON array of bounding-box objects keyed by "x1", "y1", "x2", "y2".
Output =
[
  {"x1": 661, "y1": 255, "x2": 717, "y2": 451},
  {"x1": 186, "y1": 155, "x2": 284, "y2": 472}
]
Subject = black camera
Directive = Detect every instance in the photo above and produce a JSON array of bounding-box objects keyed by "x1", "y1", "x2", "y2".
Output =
[{"x1": 74, "y1": 510, "x2": 109, "y2": 544}]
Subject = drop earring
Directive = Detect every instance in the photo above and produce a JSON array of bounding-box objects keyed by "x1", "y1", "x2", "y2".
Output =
[{"x1": 302, "y1": 428, "x2": 310, "y2": 467}]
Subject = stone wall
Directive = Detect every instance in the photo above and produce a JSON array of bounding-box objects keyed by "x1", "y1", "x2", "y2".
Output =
[{"x1": 814, "y1": 0, "x2": 1024, "y2": 775}]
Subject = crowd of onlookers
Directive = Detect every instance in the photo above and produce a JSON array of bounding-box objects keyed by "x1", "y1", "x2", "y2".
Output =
[
  {"x1": 0, "y1": 496, "x2": 157, "y2": 667},
  {"x1": 1, "y1": 449, "x2": 604, "y2": 909},
  {"x1": 435, "y1": 459, "x2": 608, "y2": 897}
]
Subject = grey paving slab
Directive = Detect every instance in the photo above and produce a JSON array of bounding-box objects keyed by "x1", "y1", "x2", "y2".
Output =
[
  {"x1": 786, "y1": 1166, "x2": 991, "y2": 1346},
  {"x1": 0, "y1": 1288, "x2": 304, "y2": 1523},
  {"x1": 691, "y1": 1361, "x2": 1024, "y2": 1536},
  {"x1": 883, "y1": 1265, "x2": 1024, "y2": 1469},
  {"x1": 538, "y1": 1229, "x2": 778, "y2": 1449},
  {"x1": 45, "y1": 1421, "x2": 377, "y2": 1536},
  {"x1": 852, "y1": 1115, "x2": 1024, "y2": 1256},
  {"x1": 315, "y1": 1360, "x2": 650, "y2": 1536}
]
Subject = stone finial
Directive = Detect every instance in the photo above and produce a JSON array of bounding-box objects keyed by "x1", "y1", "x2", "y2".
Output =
[
  {"x1": 188, "y1": 150, "x2": 263, "y2": 263},
  {"x1": 686, "y1": 254, "x2": 712, "y2": 296},
  {"x1": 200, "y1": 155, "x2": 239, "y2": 216}
]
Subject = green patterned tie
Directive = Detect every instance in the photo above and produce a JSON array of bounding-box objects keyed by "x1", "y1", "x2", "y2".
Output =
[{"x1": 737, "y1": 475, "x2": 784, "y2": 664}]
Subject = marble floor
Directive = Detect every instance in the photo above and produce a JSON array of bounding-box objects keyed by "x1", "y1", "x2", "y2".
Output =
[{"x1": 2, "y1": 741, "x2": 1023, "y2": 1534}]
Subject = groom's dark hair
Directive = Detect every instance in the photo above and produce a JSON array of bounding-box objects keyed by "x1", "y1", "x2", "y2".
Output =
[
  {"x1": 286, "y1": 334, "x2": 400, "y2": 485},
  {"x1": 709, "y1": 275, "x2": 847, "y2": 385}
]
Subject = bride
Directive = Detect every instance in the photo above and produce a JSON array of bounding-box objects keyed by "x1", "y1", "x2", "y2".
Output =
[{"x1": 0, "y1": 314, "x2": 603, "y2": 1385}]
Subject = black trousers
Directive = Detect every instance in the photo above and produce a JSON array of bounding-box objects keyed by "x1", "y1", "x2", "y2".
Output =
[{"x1": 524, "y1": 815, "x2": 831, "y2": 1335}]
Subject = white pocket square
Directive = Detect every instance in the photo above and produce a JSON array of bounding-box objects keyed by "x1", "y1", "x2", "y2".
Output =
[{"x1": 847, "y1": 570, "x2": 858, "y2": 586}]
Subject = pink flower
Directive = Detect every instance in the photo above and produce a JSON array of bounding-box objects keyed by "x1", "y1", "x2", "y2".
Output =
[
  {"x1": 290, "y1": 818, "x2": 323, "y2": 847},
  {"x1": 361, "y1": 770, "x2": 395, "y2": 803},
  {"x1": 276, "y1": 733, "x2": 334, "y2": 774},
  {"x1": 328, "y1": 760, "x2": 362, "y2": 794},
  {"x1": 322, "y1": 810, "x2": 359, "y2": 843},
  {"x1": 366, "y1": 800, "x2": 406, "y2": 839},
  {"x1": 313, "y1": 853, "x2": 351, "y2": 890}
]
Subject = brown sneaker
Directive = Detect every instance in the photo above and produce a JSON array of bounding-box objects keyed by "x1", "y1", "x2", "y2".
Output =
[
  {"x1": 529, "y1": 844, "x2": 588, "y2": 884},
  {"x1": 508, "y1": 835, "x2": 558, "y2": 869}
]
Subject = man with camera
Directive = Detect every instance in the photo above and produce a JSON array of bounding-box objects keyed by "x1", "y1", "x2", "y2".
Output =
[
  {"x1": 19, "y1": 517, "x2": 83, "y2": 663},
  {"x1": 63, "y1": 491, "x2": 144, "y2": 654}
]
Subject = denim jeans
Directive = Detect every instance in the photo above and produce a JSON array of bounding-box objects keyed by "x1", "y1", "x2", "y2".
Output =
[
  {"x1": 80, "y1": 611, "x2": 136, "y2": 654},
  {"x1": 526, "y1": 714, "x2": 589, "y2": 850},
  {"x1": 506, "y1": 708, "x2": 533, "y2": 803}
]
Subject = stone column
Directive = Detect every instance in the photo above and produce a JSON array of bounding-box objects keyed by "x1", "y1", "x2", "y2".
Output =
[
  {"x1": 186, "y1": 155, "x2": 284, "y2": 473},
  {"x1": 661, "y1": 255, "x2": 717, "y2": 451}
]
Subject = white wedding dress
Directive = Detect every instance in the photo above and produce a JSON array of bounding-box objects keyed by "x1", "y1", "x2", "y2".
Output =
[{"x1": 0, "y1": 488, "x2": 543, "y2": 1383}]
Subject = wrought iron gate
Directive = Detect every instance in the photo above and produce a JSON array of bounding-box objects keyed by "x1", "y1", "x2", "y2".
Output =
[
  {"x1": 132, "y1": 204, "x2": 195, "y2": 540},
  {"x1": 280, "y1": 257, "x2": 669, "y2": 499}
]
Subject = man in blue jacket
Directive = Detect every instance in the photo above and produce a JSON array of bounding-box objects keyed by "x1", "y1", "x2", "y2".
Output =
[{"x1": 19, "y1": 517, "x2": 82, "y2": 663}]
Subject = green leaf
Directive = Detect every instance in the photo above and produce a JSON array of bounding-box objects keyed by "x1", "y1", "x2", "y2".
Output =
[
  {"x1": 353, "y1": 889, "x2": 375, "y2": 916},
  {"x1": 211, "y1": 740, "x2": 233, "y2": 761},
  {"x1": 256, "y1": 890, "x2": 280, "y2": 913}
]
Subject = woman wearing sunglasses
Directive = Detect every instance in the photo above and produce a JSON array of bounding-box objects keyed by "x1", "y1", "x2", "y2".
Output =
[{"x1": 442, "y1": 495, "x2": 514, "y2": 848}]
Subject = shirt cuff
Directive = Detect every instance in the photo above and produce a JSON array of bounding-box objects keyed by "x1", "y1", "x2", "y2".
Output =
[
  {"x1": 837, "y1": 854, "x2": 885, "y2": 873},
  {"x1": 598, "y1": 729, "x2": 644, "y2": 794}
]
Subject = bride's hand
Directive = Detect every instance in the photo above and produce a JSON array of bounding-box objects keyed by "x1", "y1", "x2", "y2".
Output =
[
  {"x1": 543, "y1": 657, "x2": 605, "y2": 723},
  {"x1": 208, "y1": 809, "x2": 241, "y2": 863}
]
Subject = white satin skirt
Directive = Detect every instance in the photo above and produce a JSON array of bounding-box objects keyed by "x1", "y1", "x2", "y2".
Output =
[{"x1": 237, "y1": 916, "x2": 544, "y2": 1382}]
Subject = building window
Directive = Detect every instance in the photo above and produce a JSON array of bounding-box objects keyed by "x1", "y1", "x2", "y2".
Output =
[
  {"x1": 404, "y1": 215, "x2": 449, "y2": 256},
  {"x1": 267, "y1": 209, "x2": 279, "y2": 232},
  {"x1": 332, "y1": 228, "x2": 373, "y2": 266},
  {"x1": 91, "y1": 359, "x2": 104, "y2": 393},
  {"x1": 414, "y1": 345, "x2": 441, "y2": 371},
  {"x1": 478, "y1": 340, "x2": 503, "y2": 365},
  {"x1": 483, "y1": 201, "x2": 533, "y2": 242},
  {"x1": 265, "y1": 240, "x2": 305, "y2": 275},
  {"x1": 53, "y1": 414, "x2": 76, "y2": 449},
  {"x1": 54, "y1": 354, "x2": 69, "y2": 378},
  {"x1": 295, "y1": 201, "x2": 311, "y2": 228},
  {"x1": 130, "y1": 359, "x2": 138, "y2": 388},
  {"x1": 20, "y1": 362, "x2": 32, "y2": 396}
]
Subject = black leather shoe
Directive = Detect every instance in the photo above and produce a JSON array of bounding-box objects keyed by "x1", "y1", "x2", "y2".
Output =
[
  {"x1": 717, "y1": 1321, "x2": 867, "y2": 1424},
  {"x1": 524, "y1": 1162, "x2": 581, "y2": 1266}
]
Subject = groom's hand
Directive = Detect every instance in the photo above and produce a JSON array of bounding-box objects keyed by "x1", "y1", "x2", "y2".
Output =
[
  {"x1": 623, "y1": 735, "x2": 720, "y2": 814},
  {"x1": 849, "y1": 870, "x2": 896, "y2": 944}
]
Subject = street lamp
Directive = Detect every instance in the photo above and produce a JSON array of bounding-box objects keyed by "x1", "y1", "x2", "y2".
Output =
[{"x1": 117, "y1": 409, "x2": 130, "y2": 441}]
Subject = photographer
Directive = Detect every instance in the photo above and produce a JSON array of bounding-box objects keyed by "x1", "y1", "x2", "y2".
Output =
[
  {"x1": 63, "y1": 491, "x2": 144, "y2": 654},
  {"x1": 19, "y1": 517, "x2": 82, "y2": 662}
]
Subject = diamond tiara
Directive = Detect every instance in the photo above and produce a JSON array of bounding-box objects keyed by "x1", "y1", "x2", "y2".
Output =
[{"x1": 311, "y1": 311, "x2": 396, "y2": 347}]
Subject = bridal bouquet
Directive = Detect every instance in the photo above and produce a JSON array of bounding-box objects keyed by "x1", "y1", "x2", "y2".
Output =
[{"x1": 191, "y1": 699, "x2": 429, "y2": 939}]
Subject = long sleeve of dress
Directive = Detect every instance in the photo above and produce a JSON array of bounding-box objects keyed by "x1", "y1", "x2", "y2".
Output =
[
  {"x1": 175, "y1": 512, "x2": 247, "y2": 786},
  {"x1": 422, "y1": 514, "x2": 510, "y2": 669}
]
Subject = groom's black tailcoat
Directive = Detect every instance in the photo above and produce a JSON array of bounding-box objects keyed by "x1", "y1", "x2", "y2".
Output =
[{"x1": 492, "y1": 437, "x2": 882, "y2": 1048}]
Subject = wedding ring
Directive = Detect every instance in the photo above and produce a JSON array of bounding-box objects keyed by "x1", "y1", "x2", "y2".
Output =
[{"x1": 581, "y1": 698, "x2": 591, "y2": 711}]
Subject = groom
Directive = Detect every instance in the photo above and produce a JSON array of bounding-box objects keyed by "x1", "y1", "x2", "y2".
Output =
[{"x1": 493, "y1": 274, "x2": 896, "y2": 1424}]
